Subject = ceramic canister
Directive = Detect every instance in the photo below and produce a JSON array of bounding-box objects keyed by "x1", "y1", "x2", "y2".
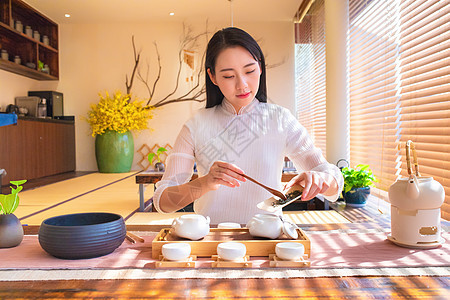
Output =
[
  {"x1": 15, "y1": 20, "x2": 23, "y2": 33},
  {"x1": 25, "y1": 26, "x2": 33, "y2": 37},
  {"x1": 1, "y1": 50, "x2": 8, "y2": 60},
  {"x1": 33, "y1": 31, "x2": 40, "y2": 42},
  {"x1": 43, "y1": 35, "x2": 49, "y2": 45}
]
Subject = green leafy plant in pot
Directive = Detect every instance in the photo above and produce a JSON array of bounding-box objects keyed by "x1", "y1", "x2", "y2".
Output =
[
  {"x1": 341, "y1": 165, "x2": 376, "y2": 207},
  {"x1": 0, "y1": 180, "x2": 27, "y2": 248},
  {"x1": 148, "y1": 147, "x2": 167, "y2": 171}
]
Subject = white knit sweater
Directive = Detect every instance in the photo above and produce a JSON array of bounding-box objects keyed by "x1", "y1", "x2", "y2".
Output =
[{"x1": 153, "y1": 98, "x2": 344, "y2": 224}]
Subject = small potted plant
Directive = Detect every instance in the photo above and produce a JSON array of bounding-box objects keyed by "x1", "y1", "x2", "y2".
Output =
[
  {"x1": 148, "y1": 147, "x2": 167, "y2": 171},
  {"x1": 341, "y1": 164, "x2": 376, "y2": 207},
  {"x1": 0, "y1": 180, "x2": 27, "y2": 248}
]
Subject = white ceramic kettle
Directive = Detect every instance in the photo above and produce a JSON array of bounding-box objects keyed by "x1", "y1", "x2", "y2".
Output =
[
  {"x1": 388, "y1": 140, "x2": 445, "y2": 248},
  {"x1": 246, "y1": 214, "x2": 283, "y2": 239},
  {"x1": 171, "y1": 214, "x2": 210, "y2": 240},
  {"x1": 388, "y1": 141, "x2": 445, "y2": 210}
]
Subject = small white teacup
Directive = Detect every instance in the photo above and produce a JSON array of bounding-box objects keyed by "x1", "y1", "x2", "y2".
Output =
[
  {"x1": 275, "y1": 242, "x2": 305, "y2": 261},
  {"x1": 217, "y1": 242, "x2": 246, "y2": 261},
  {"x1": 162, "y1": 243, "x2": 191, "y2": 261},
  {"x1": 217, "y1": 222, "x2": 241, "y2": 229}
]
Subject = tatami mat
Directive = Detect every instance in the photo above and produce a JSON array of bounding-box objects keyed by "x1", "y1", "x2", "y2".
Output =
[
  {"x1": 284, "y1": 211, "x2": 351, "y2": 224},
  {"x1": 16, "y1": 172, "x2": 154, "y2": 226}
]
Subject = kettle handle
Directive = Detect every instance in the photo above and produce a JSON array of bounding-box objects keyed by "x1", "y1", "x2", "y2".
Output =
[{"x1": 406, "y1": 140, "x2": 420, "y2": 177}]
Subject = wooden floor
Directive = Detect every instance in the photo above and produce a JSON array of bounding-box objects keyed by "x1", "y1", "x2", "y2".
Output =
[{"x1": 1, "y1": 277, "x2": 449, "y2": 299}]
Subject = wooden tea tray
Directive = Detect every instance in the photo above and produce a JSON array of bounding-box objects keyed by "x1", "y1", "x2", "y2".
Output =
[{"x1": 152, "y1": 228, "x2": 311, "y2": 259}]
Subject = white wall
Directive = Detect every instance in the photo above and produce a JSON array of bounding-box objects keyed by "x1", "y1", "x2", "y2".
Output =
[
  {"x1": 0, "y1": 20, "x2": 295, "y2": 171},
  {"x1": 0, "y1": 71, "x2": 59, "y2": 110}
]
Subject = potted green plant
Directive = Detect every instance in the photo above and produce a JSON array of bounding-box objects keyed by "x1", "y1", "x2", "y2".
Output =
[
  {"x1": 341, "y1": 164, "x2": 377, "y2": 207},
  {"x1": 85, "y1": 91, "x2": 155, "y2": 173},
  {"x1": 148, "y1": 147, "x2": 167, "y2": 171},
  {"x1": 0, "y1": 180, "x2": 27, "y2": 248}
]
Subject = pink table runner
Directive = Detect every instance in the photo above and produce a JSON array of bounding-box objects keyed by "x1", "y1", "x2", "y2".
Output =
[{"x1": 0, "y1": 232, "x2": 448, "y2": 270}]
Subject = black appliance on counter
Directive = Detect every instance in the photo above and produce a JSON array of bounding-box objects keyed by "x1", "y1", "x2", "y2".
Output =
[{"x1": 28, "y1": 91, "x2": 64, "y2": 119}]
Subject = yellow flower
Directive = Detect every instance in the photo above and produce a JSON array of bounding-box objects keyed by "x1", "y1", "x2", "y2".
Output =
[{"x1": 85, "y1": 91, "x2": 154, "y2": 136}]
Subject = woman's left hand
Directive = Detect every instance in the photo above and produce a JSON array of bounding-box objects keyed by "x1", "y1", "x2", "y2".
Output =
[{"x1": 283, "y1": 171, "x2": 334, "y2": 201}]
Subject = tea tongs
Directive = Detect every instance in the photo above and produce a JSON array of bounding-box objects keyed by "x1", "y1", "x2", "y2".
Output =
[{"x1": 227, "y1": 169, "x2": 287, "y2": 201}]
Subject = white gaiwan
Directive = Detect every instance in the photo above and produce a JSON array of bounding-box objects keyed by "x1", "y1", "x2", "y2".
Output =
[
  {"x1": 246, "y1": 214, "x2": 283, "y2": 239},
  {"x1": 162, "y1": 243, "x2": 191, "y2": 261},
  {"x1": 217, "y1": 242, "x2": 247, "y2": 261},
  {"x1": 275, "y1": 242, "x2": 305, "y2": 261},
  {"x1": 171, "y1": 214, "x2": 210, "y2": 240}
]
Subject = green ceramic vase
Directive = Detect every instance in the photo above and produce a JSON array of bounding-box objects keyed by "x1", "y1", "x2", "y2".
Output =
[{"x1": 95, "y1": 130, "x2": 134, "y2": 173}]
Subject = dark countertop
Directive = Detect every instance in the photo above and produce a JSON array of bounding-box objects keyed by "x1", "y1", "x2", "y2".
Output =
[{"x1": 18, "y1": 116, "x2": 75, "y2": 124}]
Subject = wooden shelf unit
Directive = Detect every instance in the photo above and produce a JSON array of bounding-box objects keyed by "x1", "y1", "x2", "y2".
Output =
[
  {"x1": 0, "y1": 0, "x2": 58, "y2": 80},
  {"x1": 0, "y1": 117, "x2": 75, "y2": 184}
]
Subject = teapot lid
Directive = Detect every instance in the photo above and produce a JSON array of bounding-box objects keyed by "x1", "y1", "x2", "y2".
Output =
[{"x1": 282, "y1": 221, "x2": 299, "y2": 239}]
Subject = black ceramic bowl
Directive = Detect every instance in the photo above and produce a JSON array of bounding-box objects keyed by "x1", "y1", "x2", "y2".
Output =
[{"x1": 38, "y1": 212, "x2": 126, "y2": 259}]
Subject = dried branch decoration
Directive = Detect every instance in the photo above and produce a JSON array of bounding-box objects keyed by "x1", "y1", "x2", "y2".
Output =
[
  {"x1": 125, "y1": 36, "x2": 140, "y2": 95},
  {"x1": 126, "y1": 24, "x2": 209, "y2": 108}
]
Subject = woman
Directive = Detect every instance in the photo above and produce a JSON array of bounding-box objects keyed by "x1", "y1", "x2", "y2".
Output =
[{"x1": 153, "y1": 27, "x2": 343, "y2": 224}]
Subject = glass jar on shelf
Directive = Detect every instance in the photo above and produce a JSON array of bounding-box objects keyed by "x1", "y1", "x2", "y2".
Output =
[
  {"x1": 41, "y1": 64, "x2": 50, "y2": 74},
  {"x1": 25, "y1": 26, "x2": 33, "y2": 37},
  {"x1": 33, "y1": 30, "x2": 40, "y2": 42},
  {"x1": 43, "y1": 35, "x2": 50, "y2": 46},
  {"x1": 38, "y1": 98, "x2": 47, "y2": 118},
  {"x1": 15, "y1": 20, "x2": 23, "y2": 33},
  {"x1": 1, "y1": 50, "x2": 8, "y2": 60}
]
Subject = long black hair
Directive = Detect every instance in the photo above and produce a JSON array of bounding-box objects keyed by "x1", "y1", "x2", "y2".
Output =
[{"x1": 205, "y1": 27, "x2": 267, "y2": 108}]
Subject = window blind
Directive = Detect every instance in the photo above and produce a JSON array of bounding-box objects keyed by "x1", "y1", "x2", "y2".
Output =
[
  {"x1": 349, "y1": 0, "x2": 450, "y2": 219},
  {"x1": 295, "y1": 0, "x2": 327, "y2": 156},
  {"x1": 397, "y1": 0, "x2": 450, "y2": 219},
  {"x1": 348, "y1": 0, "x2": 401, "y2": 193}
]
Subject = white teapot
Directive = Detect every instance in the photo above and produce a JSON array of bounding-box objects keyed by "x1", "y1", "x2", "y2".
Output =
[
  {"x1": 171, "y1": 214, "x2": 210, "y2": 240},
  {"x1": 246, "y1": 214, "x2": 283, "y2": 239},
  {"x1": 389, "y1": 176, "x2": 445, "y2": 210}
]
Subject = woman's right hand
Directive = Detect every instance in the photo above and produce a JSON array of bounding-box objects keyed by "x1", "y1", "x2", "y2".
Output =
[{"x1": 202, "y1": 161, "x2": 247, "y2": 191}]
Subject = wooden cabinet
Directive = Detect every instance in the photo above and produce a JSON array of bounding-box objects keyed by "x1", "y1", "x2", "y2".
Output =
[
  {"x1": 0, "y1": 0, "x2": 58, "y2": 80},
  {"x1": 0, "y1": 118, "x2": 75, "y2": 184}
]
